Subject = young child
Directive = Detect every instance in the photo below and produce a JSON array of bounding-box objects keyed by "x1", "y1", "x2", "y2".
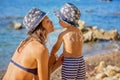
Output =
[{"x1": 50, "y1": 3, "x2": 86, "y2": 80}]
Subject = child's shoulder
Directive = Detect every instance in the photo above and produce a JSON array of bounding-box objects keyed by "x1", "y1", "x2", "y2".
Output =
[
  {"x1": 61, "y1": 28, "x2": 67, "y2": 32},
  {"x1": 59, "y1": 28, "x2": 67, "y2": 34},
  {"x1": 58, "y1": 29, "x2": 68, "y2": 39}
]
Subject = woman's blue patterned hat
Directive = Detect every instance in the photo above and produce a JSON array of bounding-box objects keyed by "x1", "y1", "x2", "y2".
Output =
[
  {"x1": 54, "y1": 3, "x2": 80, "y2": 27},
  {"x1": 23, "y1": 8, "x2": 47, "y2": 33}
]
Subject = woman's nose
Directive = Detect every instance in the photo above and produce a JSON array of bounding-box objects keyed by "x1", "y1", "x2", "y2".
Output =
[{"x1": 49, "y1": 20, "x2": 52, "y2": 24}]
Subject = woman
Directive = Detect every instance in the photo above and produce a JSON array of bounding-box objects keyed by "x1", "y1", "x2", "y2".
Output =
[{"x1": 2, "y1": 8, "x2": 54, "y2": 80}]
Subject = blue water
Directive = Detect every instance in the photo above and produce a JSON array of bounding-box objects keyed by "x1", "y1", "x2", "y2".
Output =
[{"x1": 0, "y1": 0, "x2": 120, "y2": 71}]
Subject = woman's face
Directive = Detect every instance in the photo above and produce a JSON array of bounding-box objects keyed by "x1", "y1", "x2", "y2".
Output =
[{"x1": 42, "y1": 16, "x2": 54, "y2": 33}]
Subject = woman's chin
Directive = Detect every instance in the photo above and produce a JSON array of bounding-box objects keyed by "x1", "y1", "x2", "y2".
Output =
[
  {"x1": 51, "y1": 29, "x2": 54, "y2": 32},
  {"x1": 48, "y1": 29, "x2": 54, "y2": 33}
]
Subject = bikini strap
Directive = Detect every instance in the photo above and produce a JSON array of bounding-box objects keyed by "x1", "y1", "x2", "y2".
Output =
[{"x1": 10, "y1": 59, "x2": 37, "y2": 75}]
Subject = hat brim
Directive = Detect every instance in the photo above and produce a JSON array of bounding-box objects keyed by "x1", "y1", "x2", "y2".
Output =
[
  {"x1": 54, "y1": 10, "x2": 70, "y2": 24},
  {"x1": 54, "y1": 10, "x2": 62, "y2": 20},
  {"x1": 54, "y1": 10, "x2": 79, "y2": 27},
  {"x1": 28, "y1": 12, "x2": 49, "y2": 34}
]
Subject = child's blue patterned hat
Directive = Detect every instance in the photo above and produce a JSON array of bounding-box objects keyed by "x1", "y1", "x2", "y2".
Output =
[
  {"x1": 23, "y1": 8, "x2": 47, "y2": 33},
  {"x1": 54, "y1": 3, "x2": 80, "y2": 27}
]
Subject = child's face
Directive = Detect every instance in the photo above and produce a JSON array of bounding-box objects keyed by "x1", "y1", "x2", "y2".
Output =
[{"x1": 59, "y1": 19, "x2": 67, "y2": 28}]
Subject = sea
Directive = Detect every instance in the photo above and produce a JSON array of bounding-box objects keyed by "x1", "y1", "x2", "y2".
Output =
[{"x1": 0, "y1": 0, "x2": 120, "y2": 71}]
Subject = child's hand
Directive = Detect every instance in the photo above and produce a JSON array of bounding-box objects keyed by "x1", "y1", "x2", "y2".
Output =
[
  {"x1": 48, "y1": 54, "x2": 58, "y2": 68},
  {"x1": 49, "y1": 53, "x2": 64, "y2": 74}
]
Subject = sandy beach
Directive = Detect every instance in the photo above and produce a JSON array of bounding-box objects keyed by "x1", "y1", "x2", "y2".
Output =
[
  {"x1": 50, "y1": 51, "x2": 120, "y2": 80},
  {"x1": 0, "y1": 51, "x2": 120, "y2": 80},
  {"x1": 0, "y1": 0, "x2": 120, "y2": 80}
]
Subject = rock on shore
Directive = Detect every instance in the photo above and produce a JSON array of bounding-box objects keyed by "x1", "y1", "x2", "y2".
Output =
[{"x1": 78, "y1": 20, "x2": 120, "y2": 43}]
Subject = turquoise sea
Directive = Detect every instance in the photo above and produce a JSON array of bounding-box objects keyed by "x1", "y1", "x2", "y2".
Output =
[{"x1": 0, "y1": 0, "x2": 120, "y2": 71}]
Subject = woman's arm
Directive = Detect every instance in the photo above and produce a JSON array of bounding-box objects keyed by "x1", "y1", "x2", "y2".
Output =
[{"x1": 36, "y1": 47, "x2": 49, "y2": 80}]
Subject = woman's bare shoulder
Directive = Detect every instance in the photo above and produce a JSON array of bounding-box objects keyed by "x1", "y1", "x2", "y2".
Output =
[{"x1": 26, "y1": 40, "x2": 48, "y2": 55}]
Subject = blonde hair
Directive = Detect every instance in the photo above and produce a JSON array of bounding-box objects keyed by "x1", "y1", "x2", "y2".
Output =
[{"x1": 17, "y1": 21, "x2": 47, "y2": 53}]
